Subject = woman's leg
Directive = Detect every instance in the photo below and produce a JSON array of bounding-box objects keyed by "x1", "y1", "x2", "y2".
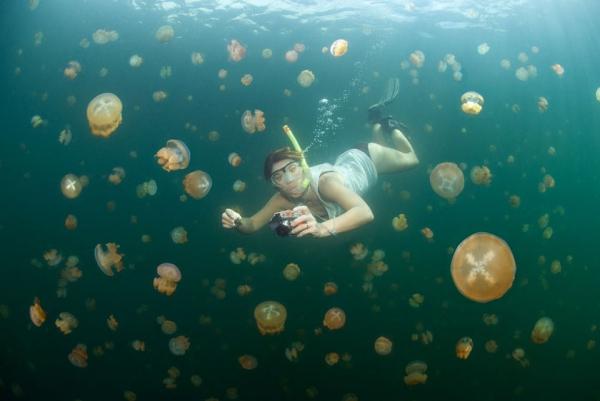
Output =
[{"x1": 368, "y1": 123, "x2": 419, "y2": 174}]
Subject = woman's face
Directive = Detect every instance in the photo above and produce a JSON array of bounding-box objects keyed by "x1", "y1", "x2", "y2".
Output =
[{"x1": 271, "y1": 159, "x2": 305, "y2": 198}]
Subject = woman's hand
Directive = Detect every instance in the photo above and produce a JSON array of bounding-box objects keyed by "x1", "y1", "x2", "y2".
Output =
[
  {"x1": 290, "y1": 205, "x2": 326, "y2": 238},
  {"x1": 222, "y1": 208, "x2": 242, "y2": 229}
]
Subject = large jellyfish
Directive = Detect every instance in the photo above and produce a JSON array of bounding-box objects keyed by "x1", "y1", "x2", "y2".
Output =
[
  {"x1": 86, "y1": 93, "x2": 123, "y2": 137},
  {"x1": 182, "y1": 170, "x2": 212, "y2": 199},
  {"x1": 94, "y1": 243, "x2": 124, "y2": 276},
  {"x1": 429, "y1": 162, "x2": 465, "y2": 200},
  {"x1": 451, "y1": 232, "x2": 516, "y2": 303},
  {"x1": 254, "y1": 301, "x2": 287, "y2": 335},
  {"x1": 155, "y1": 139, "x2": 190, "y2": 172}
]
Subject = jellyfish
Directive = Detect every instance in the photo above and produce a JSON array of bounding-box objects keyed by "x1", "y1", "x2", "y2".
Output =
[
  {"x1": 283, "y1": 263, "x2": 301, "y2": 281},
  {"x1": 323, "y1": 307, "x2": 346, "y2": 330},
  {"x1": 129, "y1": 54, "x2": 143, "y2": 68},
  {"x1": 228, "y1": 152, "x2": 241, "y2": 167},
  {"x1": 43, "y1": 249, "x2": 62, "y2": 266},
  {"x1": 152, "y1": 90, "x2": 168, "y2": 102},
  {"x1": 218, "y1": 69, "x2": 228, "y2": 80},
  {"x1": 155, "y1": 25, "x2": 174, "y2": 43},
  {"x1": 94, "y1": 243, "x2": 124, "y2": 276},
  {"x1": 31, "y1": 115, "x2": 44, "y2": 128},
  {"x1": 455, "y1": 337, "x2": 474, "y2": 359},
  {"x1": 86, "y1": 93, "x2": 123, "y2": 138},
  {"x1": 106, "y1": 314, "x2": 118, "y2": 331},
  {"x1": 153, "y1": 263, "x2": 182, "y2": 296},
  {"x1": 55, "y1": 312, "x2": 79, "y2": 335},
  {"x1": 238, "y1": 354, "x2": 258, "y2": 370},
  {"x1": 155, "y1": 139, "x2": 190, "y2": 172},
  {"x1": 262, "y1": 48, "x2": 272, "y2": 59},
  {"x1": 430, "y1": 162, "x2": 465, "y2": 200},
  {"x1": 227, "y1": 39, "x2": 246, "y2": 62},
  {"x1": 285, "y1": 50, "x2": 298, "y2": 63},
  {"x1": 390, "y1": 213, "x2": 408, "y2": 231},
  {"x1": 230, "y1": 247, "x2": 246, "y2": 264},
  {"x1": 511, "y1": 347, "x2": 530, "y2": 367},
  {"x1": 531, "y1": 317, "x2": 554, "y2": 344},
  {"x1": 58, "y1": 126, "x2": 72, "y2": 145},
  {"x1": 159, "y1": 66, "x2": 172, "y2": 79},
  {"x1": 537, "y1": 96, "x2": 549, "y2": 112},
  {"x1": 182, "y1": 170, "x2": 212, "y2": 200},
  {"x1": 421, "y1": 227, "x2": 434, "y2": 240},
  {"x1": 145, "y1": 179, "x2": 158, "y2": 196},
  {"x1": 131, "y1": 340, "x2": 145, "y2": 352},
  {"x1": 596, "y1": 87, "x2": 600, "y2": 103},
  {"x1": 324, "y1": 352, "x2": 340, "y2": 366},
  {"x1": 29, "y1": 297, "x2": 46, "y2": 327},
  {"x1": 330, "y1": 39, "x2": 349, "y2": 57},
  {"x1": 159, "y1": 318, "x2": 177, "y2": 335},
  {"x1": 551, "y1": 64, "x2": 564, "y2": 77},
  {"x1": 500, "y1": 59, "x2": 511, "y2": 70},
  {"x1": 323, "y1": 282, "x2": 338, "y2": 296},
  {"x1": 470, "y1": 165, "x2": 493, "y2": 186},
  {"x1": 350, "y1": 243, "x2": 368, "y2": 260},
  {"x1": 237, "y1": 284, "x2": 252, "y2": 296},
  {"x1": 190, "y1": 375, "x2": 203, "y2": 387},
  {"x1": 61, "y1": 174, "x2": 82, "y2": 199},
  {"x1": 515, "y1": 67, "x2": 529, "y2": 81},
  {"x1": 92, "y1": 29, "x2": 119, "y2": 44},
  {"x1": 108, "y1": 167, "x2": 125, "y2": 185},
  {"x1": 297, "y1": 70, "x2": 315, "y2": 88},
  {"x1": 477, "y1": 42, "x2": 490, "y2": 55},
  {"x1": 484, "y1": 340, "x2": 498, "y2": 353},
  {"x1": 168, "y1": 336, "x2": 190, "y2": 356},
  {"x1": 508, "y1": 195, "x2": 521, "y2": 208},
  {"x1": 374, "y1": 336, "x2": 393, "y2": 356},
  {"x1": 404, "y1": 361, "x2": 427, "y2": 386},
  {"x1": 460, "y1": 91, "x2": 484, "y2": 115},
  {"x1": 170, "y1": 226, "x2": 188, "y2": 244},
  {"x1": 68, "y1": 344, "x2": 88, "y2": 368},
  {"x1": 232, "y1": 180, "x2": 246, "y2": 192},
  {"x1": 64, "y1": 61, "x2": 81, "y2": 80},
  {"x1": 254, "y1": 301, "x2": 287, "y2": 335},
  {"x1": 409, "y1": 50, "x2": 425, "y2": 68},
  {"x1": 240, "y1": 109, "x2": 266, "y2": 134},
  {"x1": 64, "y1": 214, "x2": 78, "y2": 230},
  {"x1": 450, "y1": 232, "x2": 516, "y2": 303},
  {"x1": 240, "y1": 74, "x2": 253, "y2": 86}
]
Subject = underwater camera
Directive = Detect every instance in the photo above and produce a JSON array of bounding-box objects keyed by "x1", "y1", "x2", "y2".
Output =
[{"x1": 268, "y1": 210, "x2": 301, "y2": 237}]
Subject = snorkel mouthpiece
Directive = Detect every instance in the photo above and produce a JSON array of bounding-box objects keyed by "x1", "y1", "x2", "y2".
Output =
[{"x1": 282, "y1": 125, "x2": 310, "y2": 189}]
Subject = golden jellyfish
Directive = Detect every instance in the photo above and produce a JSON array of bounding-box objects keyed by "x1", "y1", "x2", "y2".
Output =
[
  {"x1": 283, "y1": 263, "x2": 301, "y2": 281},
  {"x1": 152, "y1": 90, "x2": 168, "y2": 102},
  {"x1": 92, "y1": 29, "x2": 118, "y2": 44},
  {"x1": 323, "y1": 307, "x2": 346, "y2": 330},
  {"x1": 477, "y1": 42, "x2": 490, "y2": 55},
  {"x1": 330, "y1": 39, "x2": 349, "y2": 57},
  {"x1": 430, "y1": 162, "x2": 465, "y2": 200},
  {"x1": 153, "y1": 263, "x2": 182, "y2": 296},
  {"x1": 227, "y1": 39, "x2": 246, "y2": 62},
  {"x1": 285, "y1": 50, "x2": 298, "y2": 63},
  {"x1": 58, "y1": 126, "x2": 72, "y2": 145},
  {"x1": 61, "y1": 174, "x2": 82, "y2": 199},
  {"x1": 107, "y1": 314, "x2": 118, "y2": 331},
  {"x1": 183, "y1": 170, "x2": 212, "y2": 199},
  {"x1": 421, "y1": 227, "x2": 434, "y2": 240},
  {"x1": 404, "y1": 361, "x2": 427, "y2": 386},
  {"x1": 108, "y1": 166, "x2": 125, "y2": 185},
  {"x1": 350, "y1": 242, "x2": 368, "y2": 260},
  {"x1": 551, "y1": 64, "x2": 564, "y2": 77},
  {"x1": 190, "y1": 52, "x2": 204, "y2": 65},
  {"x1": 43, "y1": 249, "x2": 62, "y2": 266},
  {"x1": 374, "y1": 336, "x2": 393, "y2": 356},
  {"x1": 68, "y1": 344, "x2": 88, "y2": 368},
  {"x1": 240, "y1": 73, "x2": 253, "y2": 86},
  {"x1": 511, "y1": 347, "x2": 529, "y2": 367},
  {"x1": 129, "y1": 54, "x2": 143, "y2": 68},
  {"x1": 29, "y1": 297, "x2": 46, "y2": 327},
  {"x1": 537, "y1": 96, "x2": 549, "y2": 112},
  {"x1": 451, "y1": 232, "x2": 516, "y2": 303},
  {"x1": 297, "y1": 70, "x2": 315, "y2": 88},
  {"x1": 531, "y1": 317, "x2": 554, "y2": 344},
  {"x1": 238, "y1": 354, "x2": 258, "y2": 370},
  {"x1": 470, "y1": 165, "x2": 493, "y2": 186},
  {"x1": 294, "y1": 43, "x2": 306, "y2": 53},
  {"x1": 86, "y1": 93, "x2": 123, "y2": 138},
  {"x1": 240, "y1": 109, "x2": 266, "y2": 134},
  {"x1": 460, "y1": 91, "x2": 484, "y2": 115},
  {"x1": 95, "y1": 243, "x2": 124, "y2": 276},
  {"x1": 254, "y1": 301, "x2": 287, "y2": 335},
  {"x1": 237, "y1": 284, "x2": 252, "y2": 296},
  {"x1": 324, "y1": 352, "x2": 340, "y2": 366},
  {"x1": 230, "y1": 247, "x2": 246, "y2": 264},
  {"x1": 500, "y1": 59, "x2": 511, "y2": 70},
  {"x1": 323, "y1": 282, "x2": 338, "y2": 296},
  {"x1": 262, "y1": 48, "x2": 272, "y2": 59},
  {"x1": 55, "y1": 312, "x2": 78, "y2": 335},
  {"x1": 64, "y1": 61, "x2": 81, "y2": 80},
  {"x1": 508, "y1": 194, "x2": 521, "y2": 208},
  {"x1": 31, "y1": 115, "x2": 44, "y2": 128},
  {"x1": 515, "y1": 67, "x2": 529, "y2": 81},
  {"x1": 228, "y1": 152, "x2": 241, "y2": 167},
  {"x1": 232, "y1": 179, "x2": 246, "y2": 192},
  {"x1": 65, "y1": 214, "x2": 78, "y2": 230},
  {"x1": 169, "y1": 335, "x2": 190, "y2": 356},
  {"x1": 155, "y1": 25, "x2": 174, "y2": 43},
  {"x1": 484, "y1": 339, "x2": 498, "y2": 353},
  {"x1": 170, "y1": 226, "x2": 188, "y2": 244},
  {"x1": 409, "y1": 50, "x2": 425, "y2": 68},
  {"x1": 455, "y1": 337, "x2": 474, "y2": 359},
  {"x1": 155, "y1": 139, "x2": 190, "y2": 172}
]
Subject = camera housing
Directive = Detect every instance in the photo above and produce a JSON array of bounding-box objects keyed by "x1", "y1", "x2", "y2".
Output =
[{"x1": 268, "y1": 210, "x2": 301, "y2": 237}]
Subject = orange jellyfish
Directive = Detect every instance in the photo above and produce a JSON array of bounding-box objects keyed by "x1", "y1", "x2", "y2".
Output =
[
  {"x1": 108, "y1": 167, "x2": 125, "y2": 185},
  {"x1": 240, "y1": 109, "x2": 266, "y2": 134},
  {"x1": 455, "y1": 337, "x2": 474, "y2": 359},
  {"x1": 227, "y1": 39, "x2": 246, "y2": 62},
  {"x1": 324, "y1": 352, "x2": 340, "y2": 366},
  {"x1": 460, "y1": 91, "x2": 484, "y2": 115},
  {"x1": 297, "y1": 70, "x2": 315, "y2": 88},
  {"x1": 238, "y1": 354, "x2": 258, "y2": 370},
  {"x1": 330, "y1": 39, "x2": 349, "y2": 57},
  {"x1": 64, "y1": 61, "x2": 81, "y2": 80},
  {"x1": 283, "y1": 263, "x2": 301, "y2": 281},
  {"x1": 430, "y1": 162, "x2": 465, "y2": 200},
  {"x1": 64, "y1": 214, "x2": 78, "y2": 230},
  {"x1": 155, "y1": 139, "x2": 190, "y2": 172},
  {"x1": 470, "y1": 165, "x2": 492, "y2": 186},
  {"x1": 451, "y1": 232, "x2": 516, "y2": 303},
  {"x1": 168, "y1": 335, "x2": 191, "y2": 356},
  {"x1": 29, "y1": 297, "x2": 46, "y2": 327},
  {"x1": 323, "y1": 282, "x2": 338, "y2": 296},
  {"x1": 285, "y1": 50, "x2": 298, "y2": 63},
  {"x1": 182, "y1": 170, "x2": 212, "y2": 200},
  {"x1": 61, "y1": 174, "x2": 82, "y2": 199},
  {"x1": 409, "y1": 50, "x2": 425, "y2": 68},
  {"x1": 68, "y1": 344, "x2": 88, "y2": 368},
  {"x1": 86, "y1": 93, "x2": 123, "y2": 137},
  {"x1": 531, "y1": 317, "x2": 554, "y2": 344},
  {"x1": 374, "y1": 336, "x2": 393, "y2": 356},
  {"x1": 323, "y1": 307, "x2": 346, "y2": 330},
  {"x1": 404, "y1": 361, "x2": 427, "y2": 386},
  {"x1": 170, "y1": 226, "x2": 188, "y2": 244},
  {"x1": 228, "y1": 152, "x2": 241, "y2": 167},
  {"x1": 240, "y1": 74, "x2": 253, "y2": 86},
  {"x1": 94, "y1": 243, "x2": 124, "y2": 276},
  {"x1": 551, "y1": 64, "x2": 564, "y2": 77},
  {"x1": 153, "y1": 263, "x2": 182, "y2": 296},
  {"x1": 232, "y1": 180, "x2": 246, "y2": 192},
  {"x1": 392, "y1": 213, "x2": 408, "y2": 231},
  {"x1": 254, "y1": 301, "x2": 287, "y2": 335},
  {"x1": 55, "y1": 312, "x2": 79, "y2": 335}
]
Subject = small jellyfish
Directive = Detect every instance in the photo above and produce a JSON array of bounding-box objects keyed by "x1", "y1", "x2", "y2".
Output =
[
  {"x1": 262, "y1": 48, "x2": 272, "y2": 59},
  {"x1": 152, "y1": 90, "x2": 168, "y2": 102},
  {"x1": 500, "y1": 59, "x2": 511, "y2": 70},
  {"x1": 324, "y1": 352, "x2": 340, "y2": 366},
  {"x1": 68, "y1": 344, "x2": 88, "y2": 368},
  {"x1": 240, "y1": 109, "x2": 266, "y2": 134},
  {"x1": 404, "y1": 361, "x2": 428, "y2": 386},
  {"x1": 430, "y1": 162, "x2": 465, "y2": 200},
  {"x1": 108, "y1": 167, "x2": 125, "y2": 185},
  {"x1": 323, "y1": 282, "x2": 338, "y2": 296},
  {"x1": 330, "y1": 39, "x2": 349, "y2": 57},
  {"x1": 282, "y1": 263, "x2": 301, "y2": 281},
  {"x1": 285, "y1": 50, "x2": 298, "y2": 63},
  {"x1": 537, "y1": 96, "x2": 549, "y2": 112},
  {"x1": 531, "y1": 317, "x2": 554, "y2": 344},
  {"x1": 182, "y1": 170, "x2": 212, "y2": 200},
  {"x1": 232, "y1": 179, "x2": 246, "y2": 192},
  {"x1": 323, "y1": 307, "x2": 346, "y2": 330},
  {"x1": 227, "y1": 39, "x2": 246, "y2": 62},
  {"x1": 86, "y1": 93, "x2": 123, "y2": 138},
  {"x1": 107, "y1": 314, "x2": 118, "y2": 331},
  {"x1": 238, "y1": 354, "x2": 258, "y2": 370},
  {"x1": 409, "y1": 50, "x2": 425, "y2": 68},
  {"x1": 392, "y1": 213, "x2": 408, "y2": 231},
  {"x1": 170, "y1": 226, "x2": 188, "y2": 244},
  {"x1": 55, "y1": 312, "x2": 79, "y2": 335},
  {"x1": 129, "y1": 54, "x2": 143, "y2": 68},
  {"x1": 155, "y1": 139, "x2": 190, "y2": 172},
  {"x1": 29, "y1": 297, "x2": 46, "y2": 327},
  {"x1": 451, "y1": 232, "x2": 516, "y2": 303},
  {"x1": 155, "y1": 25, "x2": 174, "y2": 43},
  {"x1": 297, "y1": 70, "x2": 315, "y2": 88},
  {"x1": 58, "y1": 126, "x2": 72, "y2": 145},
  {"x1": 254, "y1": 301, "x2": 287, "y2": 335},
  {"x1": 153, "y1": 263, "x2": 182, "y2": 296},
  {"x1": 596, "y1": 87, "x2": 600, "y2": 102},
  {"x1": 94, "y1": 243, "x2": 124, "y2": 276},
  {"x1": 455, "y1": 337, "x2": 474, "y2": 359},
  {"x1": 515, "y1": 67, "x2": 529, "y2": 81},
  {"x1": 374, "y1": 336, "x2": 393, "y2": 356},
  {"x1": 294, "y1": 43, "x2": 306, "y2": 53},
  {"x1": 240, "y1": 74, "x2": 253, "y2": 86},
  {"x1": 65, "y1": 214, "x2": 78, "y2": 230},
  {"x1": 228, "y1": 152, "x2": 241, "y2": 167},
  {"x1": 350, "y1": 243, "x2": 368, "y2": 260},
  {"x1": 30, "y1": 115, "x2": 45, "y2": 128},
  {"x1": 477, "y1": 42, "x2": 490, "y2": 55},
  {"x1": 551, "y1": 64, "x2": 564, "y2": 77},
  {"x1": 64, "y1": 61, "x2": 82, "y2": 80},
  {"x1": 61, "y1": 174, "x2": 82, "y2": 199},
  {"x1": 190, "y1": 52, "x2": 204, "y2": 65},
  {"x1": 168, "y1": 335, "x2": 190, "y2": 356},
  {"x1": 460, "y1": 91, "x2": 484, "y2": 115},
  {"x1": 470, "y1": 165, "x2": 493, "y2": 186}
]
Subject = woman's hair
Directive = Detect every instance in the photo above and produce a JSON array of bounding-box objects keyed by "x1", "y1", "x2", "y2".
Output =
[{"x1": 263, "y1": 147, "x2": 303, "y2": 180}]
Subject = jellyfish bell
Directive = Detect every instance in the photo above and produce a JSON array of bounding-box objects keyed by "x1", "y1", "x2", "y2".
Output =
[
  {"x1": 297, "y1": 70, "x2": 315, "y2": 88},
  {"x1": 429, "y1": 162, "x2": 465, "y2": 200},
  {"x1": 29, "y1": 297, "x2": 46, "y2": 327},
  {"x1": 239, "y1": 354, "x2": 258, "y2": 370},
  {"x1": 451, "y1": 232, "x2": 516, "y2": 303},
  {"x1": 551, "y1": 64, "x2": 564, "y2": 77},
  {"x1": 145, "y1": 179, "x2": 158, "y2": 196},
  {"x1": 155, "y1": 139, "x2": 190, "y2": 172},
  {"x1": 227, "y1": 39, "x2": 246, "y2": 62},
  {"x1": 455, "y1": 337, "x2": 474, "y2": 359},
  {"x1": 531, "y1": 317, "x2": 554, "y2": 344},
  {"x1": 155, "y1": 25, "x2": 174, "y2": 43},
  {"x1": 61, "y1": 174, "x2": 83, "y2": 199},
  {"x1": 374, "y1": 336, "x2": 393, "y2": 355},
  {"x1": 68, "y1": 344, "x2": 88, "y2": 368},
  {"x1": 460, "y1": 91, "x2": 484, "y2": 115},
  {"x1": 94, "y1": 243, "x2": 124, "y2": 276},
  {"x1": 262, "y1": 48, "x2": 272, "y2": 59},
  {"x1": 323, "y1": 307, "x2": 346, "y2": 330},
  {"x1": 285, "y1": 50, "x2": 298, "y2": 63},
  {"x1": 330, "y1": 39, "x2": 348, "y2": 57},
  {"x1": 228, "y1": 152, "x2": 241, "y2": 167},
  {"x1": 168, "y1": 335, "x2": 190, "y2": 356},
  {"x1": 182, "y1": 170, "x2": 212, "y2": 200},
  {"x1": 86, "y1": 93, "x2": 123, "y2": 137},
  {"x1": 254, "y1": 301, "x2": 287, "y2": 335},
  {"x1": 129, "y1": 54, "x2": 143, "y2": 68}
]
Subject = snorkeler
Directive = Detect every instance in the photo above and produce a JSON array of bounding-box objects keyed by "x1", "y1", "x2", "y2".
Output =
[{"x1": 222, "y1": 78, "x2": 419, "y2": 238}]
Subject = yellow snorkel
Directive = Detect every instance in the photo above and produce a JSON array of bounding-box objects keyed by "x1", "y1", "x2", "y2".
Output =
[{"x1": 282, "y1": 124, "x2": 310, "y2": 189}]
